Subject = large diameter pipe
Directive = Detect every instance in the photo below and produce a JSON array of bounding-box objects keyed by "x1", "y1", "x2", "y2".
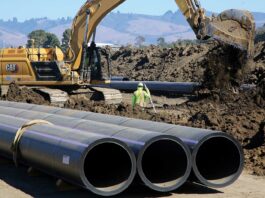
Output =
[
  {"x1": 0, "y1": 114, "x2": 136, "y2": 196},
  {"x1": 111, "y1": 76, "x2": 130, "y2": 81},
  {"x1": 96, "y1": 81, "x2": 200, "y2": 95},
  {"x1": 0, "y1": 105, "x2": 191, "y2": 192},
  {"x1": 0, "y1": 101, "x2": 244, "y2": 188},
  {"x1": 73, "y1": 113, "x2": 244, "y2": 188},
  {"x1": 96, "y1": 81, "x2": 254, "y2": 95}
]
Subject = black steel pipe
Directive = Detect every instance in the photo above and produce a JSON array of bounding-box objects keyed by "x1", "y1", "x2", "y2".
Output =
[
  {"x1": 0, "y1": 114, "x2": 136, "y2": 196},
  {"x1": 0, "y1": 105, "x2": 191, "y2": 192},
  {"x1": 96, "y1": 81, "x2": 255, "y2": 95},
  {"x1": 96, "y1": 81, "x2": 201, "y2": 95},
  {"x1": 78, "y1": 114, "x2": 244, "y2": 188},
  {"x1": 111, "y1": 76, "x2": 130, "y2": 81},
  {"x1": 0, "y1": 101, "x2": 244, "y2": 188}
]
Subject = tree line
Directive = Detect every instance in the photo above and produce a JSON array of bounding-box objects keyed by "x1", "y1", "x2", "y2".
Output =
[{"x1": 26, "y1": 29, "x2": 71, "y2": 53}]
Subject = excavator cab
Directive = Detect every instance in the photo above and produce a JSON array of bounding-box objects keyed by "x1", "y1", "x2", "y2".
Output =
[
  {"x1": 86, "y1": 41, "x2": 103, "y2": 81},
  {"x1": 81, "y1": 41, "x2": 112, "y2": 82}
]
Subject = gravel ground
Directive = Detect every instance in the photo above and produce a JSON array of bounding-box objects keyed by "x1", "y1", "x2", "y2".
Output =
[{"x1": 0, "y1": 158, "x2": 264, "y2": 198}]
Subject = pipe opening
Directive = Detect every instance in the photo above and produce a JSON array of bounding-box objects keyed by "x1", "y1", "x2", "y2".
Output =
[
  {"x1": 141, "y1": 139, "x2": 188, "y2": 189},
  {"x1": 195, "y1": 136, "x2": 242, "y2": 185},
  {"x1": 84, "y1": 143, "x2": 133, "y2": 192}
]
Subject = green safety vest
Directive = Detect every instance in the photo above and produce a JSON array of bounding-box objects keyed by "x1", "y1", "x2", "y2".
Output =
[{"x1": 132, "y1": 88, "x2": 150, "y2": 108}]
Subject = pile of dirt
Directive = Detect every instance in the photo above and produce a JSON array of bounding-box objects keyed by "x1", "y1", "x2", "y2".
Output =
[
  {"x1": 65, "y1": 95, "x2": 158, "y2": 121},
  {"x1": 102, "y1": 42, "x2": 213, "y2": 82},
  {"x1": 102, "y1": 42, "x2": 265, "y2": 87},
  {"x1": 202, "y1": 45, "x2": 249, "y2": 89},
  {"x1": 183, "y1": 89, "x2": 265, "y2": 176},
  {"x1": 4, "y1": 83, "x2": 47, "y2": 105}
]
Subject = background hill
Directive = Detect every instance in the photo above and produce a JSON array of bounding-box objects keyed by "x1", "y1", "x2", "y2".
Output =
[{"x1": 1, "y1": 10, "x2": 265, "y2": 47}]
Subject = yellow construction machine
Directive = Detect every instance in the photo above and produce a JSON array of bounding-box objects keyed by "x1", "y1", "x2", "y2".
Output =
[{"x1": 0, "y1": 0, "x2": 256, "y2": 105}]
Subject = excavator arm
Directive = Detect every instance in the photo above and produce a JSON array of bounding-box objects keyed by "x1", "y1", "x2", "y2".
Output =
[
  {"x1": 175, "y1": 0, "x2": 255, "y2": 55},
  {"x1": 67, "y1": 0, "x2": 125, "y2": 71}
]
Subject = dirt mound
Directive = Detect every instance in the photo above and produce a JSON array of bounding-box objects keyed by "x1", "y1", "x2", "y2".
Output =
[
  {"x1": 202, "y1": 45, "x2": 249, "y2": 89},
  {"x1": 103, "y1": 42, "x2": 213, "y2": 82},
  {"x1": 184, "y1": 89, "x2": 265, "y2": 175},
  {"x1": 103, "y1": 42, "x2": 264, "y2": 88},
  {"x1": 5, "y1": 83, "x2": 47, "y2": 105},
  {"x1": 65, "y1": 95, "x2": 160, "y2": 121}
]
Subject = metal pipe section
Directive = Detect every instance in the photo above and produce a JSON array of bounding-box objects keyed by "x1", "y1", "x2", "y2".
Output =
[
  {"x1": 0, "y1": 105, "x2": 191, "y2": 192},
  {"x1": 111, "y1": 76, "x2": 130, "y2": 81},
  {"x1": 0, "y1": 114, "x2": 136, "y2": 196},
  {"x1": 0, "y1": 101, "x2": 244, "y2": 188},
  {"x1": 96, "y1": 80, "x2": 255, "y2": 95},
  {"x1": 96, "y1": 81, "x2": 201, "y2": 95}
]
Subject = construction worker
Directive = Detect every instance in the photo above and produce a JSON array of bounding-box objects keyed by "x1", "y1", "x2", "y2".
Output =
[{"x1": 132, "y1": 82, "x2": 151, "y2": 110}]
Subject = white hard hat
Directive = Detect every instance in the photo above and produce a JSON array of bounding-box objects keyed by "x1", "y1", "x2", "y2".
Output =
[{"x1": 138, "y1": 82, "x2": 144, "y2": 87}]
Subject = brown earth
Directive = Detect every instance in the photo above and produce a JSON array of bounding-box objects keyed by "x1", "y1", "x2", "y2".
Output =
[
  {"x1": 2, "y1": 42, "x2": 265, "y2": 176},
  {"x1": 4, "y1": 83, "x2": 48, "y2": 105},
  {"x1": 104, "y1": 42, "x2": 211, "y2": 82},
  {"x1": 105, "y1": 41, "x2": 265, "y2": 88}
]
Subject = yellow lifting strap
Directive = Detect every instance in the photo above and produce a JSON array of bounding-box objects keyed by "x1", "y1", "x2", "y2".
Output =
[{"x1": 11, "y1": 120, "x2": 53, "y2": 167}]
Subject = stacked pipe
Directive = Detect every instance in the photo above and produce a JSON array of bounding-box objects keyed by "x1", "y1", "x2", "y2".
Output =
[
  {"x1": 0, "y1": 101, "x2": 244, "y2": 189},
  {"x1": 0, "y1": 102, "x2": 192, "y2": 194}
]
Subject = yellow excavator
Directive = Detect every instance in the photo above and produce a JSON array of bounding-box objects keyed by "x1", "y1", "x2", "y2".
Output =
[{"x1": 0, "y1": 0, "x2": 256, "y2": 105}]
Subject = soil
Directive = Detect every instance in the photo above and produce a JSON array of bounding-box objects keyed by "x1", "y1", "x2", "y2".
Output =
[
  {"x1": 1, "y1": 41, "x2": 265, "y2": 177},
  {"x1": 104, "y1": 42, "x2": 212, "y2": 82},
  {"x1": 4, "y1": 83, "x2": 47, "y2": 105},
  {"x1": 105, "y1": 41, "x2": 265, "y2": 86}
]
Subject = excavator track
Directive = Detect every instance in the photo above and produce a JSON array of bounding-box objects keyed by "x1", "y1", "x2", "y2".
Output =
[
  {"x1": 89, "y1": 87, "x2": 123, "y2": 104},
  {"x1": 33, "y1": 88, "x2": 69, "y2": 107},
  {"x1": 69, "y1": 87, "x2": 123, "y2": 104}
]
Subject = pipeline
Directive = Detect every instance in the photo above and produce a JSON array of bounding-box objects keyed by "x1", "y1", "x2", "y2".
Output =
[
  {"x1": 96, "y1": 80, "x2": 256, "y2": 95},
  {"x1": 0, "y1": 105, "x2": 191, "y2": 192},
  {"x1": 0, "y1": 114, "x2": 136, "y2": 196},
  {"x1": 111, "y1": 76, "x2": 130, "y2": 81},
  {"x1": 96, "y1": 81, "x2": 201, "y2": 95},
  {"x1": 0, "y1": 101, "x2": 244, "y2": 188}
]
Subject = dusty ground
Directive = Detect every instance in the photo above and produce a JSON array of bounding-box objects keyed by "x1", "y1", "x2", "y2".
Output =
[{"x1": 0, "y1": 158, "x2": 264, "y2": 198}]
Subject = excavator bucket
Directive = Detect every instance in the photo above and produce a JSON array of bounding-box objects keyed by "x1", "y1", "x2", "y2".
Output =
[{"x1": 206, "y1": 9, "x2": 255, "y2": 56}]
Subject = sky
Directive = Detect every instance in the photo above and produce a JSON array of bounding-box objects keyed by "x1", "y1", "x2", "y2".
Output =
[{"x1": 1, "y1": 0, "x2": 265, "y2": 21}]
